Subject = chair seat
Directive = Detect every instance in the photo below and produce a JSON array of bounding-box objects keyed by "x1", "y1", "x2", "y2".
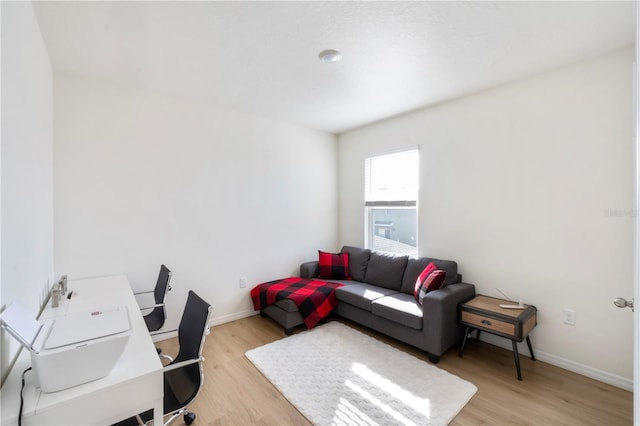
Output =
[
  {"x1": 144, "y1": 309, "x2": 165, "y2": 332},
  {"x1": 164, "y1": 364, "x2": 201, "y2": 412},
  {"x1": 112, "y1": 356, "x2": 204, "y2": 426}
]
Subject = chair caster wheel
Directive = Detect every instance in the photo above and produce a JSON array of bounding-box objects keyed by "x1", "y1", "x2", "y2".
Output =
[{"x1": 184, "y1": 412, "x2": 196, "y2": 425}]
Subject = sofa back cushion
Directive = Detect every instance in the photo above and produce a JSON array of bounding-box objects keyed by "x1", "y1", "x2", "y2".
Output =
[
  {"x1": 364, "y1": 251, "x2": 408, "y2": 290},
  {"x1": 341, "y1": 246, "x2": 371, "y2": 282},
  {"x1": 401, "y1": 257, "x2": 459, "y2": 294}
]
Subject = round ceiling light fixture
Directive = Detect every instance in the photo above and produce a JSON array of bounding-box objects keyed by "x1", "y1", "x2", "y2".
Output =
[{"x1": 318, "y1": 49, "x2": 342, "y2": 64}]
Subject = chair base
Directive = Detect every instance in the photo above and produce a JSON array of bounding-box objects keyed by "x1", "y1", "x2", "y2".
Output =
[
  {"x1": 164, "y1": 408, "x2": 196, "y2": 426},
  {"x1": 114, "y1": 407, "x2": 196, "y2": 426}
]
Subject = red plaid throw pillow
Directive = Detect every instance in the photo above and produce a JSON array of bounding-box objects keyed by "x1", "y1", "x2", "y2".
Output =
[
  {"x1": 318, "y1": 251, "x2": 351, "y2": 280},
  {"x1": 413, "y1": 262, "x2": 446, "y2": 304}
]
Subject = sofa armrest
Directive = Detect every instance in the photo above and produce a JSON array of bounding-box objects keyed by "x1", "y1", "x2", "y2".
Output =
[
  {"x1": 421, "y1": 282, "x2": 476, "y2": 358},
  {"x1": 300, "y1": 261, "x2": 319, "y2": 278}
]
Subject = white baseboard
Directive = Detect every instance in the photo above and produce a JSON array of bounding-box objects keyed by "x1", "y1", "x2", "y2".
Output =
[
  {"x1": 210, "y1": 309, "x2": 258, "y2": 326},
  {"x1": 151, "y1": 310, "x2": 258, "y2": 342},
  {"x1": 152, "y1": 309, "x2": 258, "y2": 342},
  {"x1": 479, "y1": 334, "x2": 633, "y2": 391}
]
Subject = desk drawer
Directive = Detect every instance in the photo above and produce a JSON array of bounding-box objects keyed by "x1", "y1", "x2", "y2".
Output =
[{"x1": 461, "y1": 311, "x2": 515, "y2": 337}]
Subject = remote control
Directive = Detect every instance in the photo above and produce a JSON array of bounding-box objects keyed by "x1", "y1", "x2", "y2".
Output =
[{"x1": 499, "y1": 304, "x2": 525, "y2": 309}]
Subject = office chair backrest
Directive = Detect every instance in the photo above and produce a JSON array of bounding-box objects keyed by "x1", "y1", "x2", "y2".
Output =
[
  {"x1": 155, "y1": 265, "x2": 172, "y2": 306},
  {"x1": 175, "y1": 290, "x2": 211, "y2": 363},
  {"x1": 145, "y1": 264, "x2": 172, "y2": 332}
]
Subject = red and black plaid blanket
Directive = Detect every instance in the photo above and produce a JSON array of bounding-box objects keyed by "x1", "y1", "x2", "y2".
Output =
[{"x1": 250, "y1": 278, "x2": 343, "y2": 329}]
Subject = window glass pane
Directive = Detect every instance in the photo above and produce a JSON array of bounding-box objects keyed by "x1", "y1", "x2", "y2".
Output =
[
  {"x1": 367, "y1": 207, "x2": 417, "y2": 256},
  {"x1": 364, "y1": 148, "x2": 419, "y2": 256},
  {"x1": 365, "y1": 150, "x2": 418, "y2": 202}
]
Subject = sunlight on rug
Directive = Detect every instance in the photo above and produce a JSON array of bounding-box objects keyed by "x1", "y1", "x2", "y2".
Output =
[{"x1": 245, "y1": 321, "x2": 477, "y2": 426}]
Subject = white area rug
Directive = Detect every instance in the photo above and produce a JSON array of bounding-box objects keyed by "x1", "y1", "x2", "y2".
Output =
[{"x1": 245, "y1": 322, "x2": 477, "y2": 426}]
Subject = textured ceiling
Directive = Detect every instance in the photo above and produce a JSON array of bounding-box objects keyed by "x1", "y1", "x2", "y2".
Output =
[{"x1": 32, "y1": 1, "x2": 635, "y2": 134}]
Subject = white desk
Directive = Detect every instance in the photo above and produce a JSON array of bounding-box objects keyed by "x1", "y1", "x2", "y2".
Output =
[{"x1": 0, "y1": 275, "x2": 163, "y2": 425}]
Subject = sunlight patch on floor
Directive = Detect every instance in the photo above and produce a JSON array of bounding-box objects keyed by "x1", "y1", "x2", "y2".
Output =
[
  {"x1": 332, "y1": 397, "x2": 377, "y2": 426},
  {"x1": 343, "y1": 379, "x2": 419, "y2": 426},
  {"x1": 331, "y1": 361, "x2": 433, "y2": 426},
  {"x1": 352, "y1": 362, "x2": 431, "y2": 418}
]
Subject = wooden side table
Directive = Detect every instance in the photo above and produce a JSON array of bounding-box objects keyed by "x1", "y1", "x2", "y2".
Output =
[{"x1": 458, "y1": 295, "x2": 537, "y2": 380}]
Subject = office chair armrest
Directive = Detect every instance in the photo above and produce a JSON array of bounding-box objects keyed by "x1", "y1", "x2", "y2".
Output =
[
  {"x1": 138, "y1": 302, "x2": 165, "y2": 310},
  {"x1": 162, "y1": 357, "x2": 204, "y2": 373},
  {"x1": 134, "y1": 284, "x2": 173, "y2": 297},
  {"x1": 149, "y1": 327, "x2": 176, "y2": 337},
  {"x1": 159, "y1": 354, "x2": 174, "y2": 364}
]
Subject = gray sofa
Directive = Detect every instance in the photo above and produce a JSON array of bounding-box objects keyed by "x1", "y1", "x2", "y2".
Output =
[{"x1": 260, "y1": 245, "x2": 476, "y2": 363}]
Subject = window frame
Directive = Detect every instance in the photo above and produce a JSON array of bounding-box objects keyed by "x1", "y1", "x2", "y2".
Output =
[{"x1": 363, "y1": 148, "x2": 419, "y2": 256}]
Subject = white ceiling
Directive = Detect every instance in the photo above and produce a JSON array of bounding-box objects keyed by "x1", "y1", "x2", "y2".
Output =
[{"x1": 32, "y1": 1, "x2": 635, "y2": 134}]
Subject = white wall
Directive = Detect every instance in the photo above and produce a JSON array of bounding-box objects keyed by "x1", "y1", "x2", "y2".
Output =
[
  {"x1": 339, "y1": 48, "x2": 635, "y2": 386},
  {"x1": 54, "y1": 73, "x2": 338, "y2": 333},
  {"x1": 634, "y1": 6, "x2": 639, "y2": 418},
  {"x1": 0, "y1": 2, "x2": 54, "y2": 383}
]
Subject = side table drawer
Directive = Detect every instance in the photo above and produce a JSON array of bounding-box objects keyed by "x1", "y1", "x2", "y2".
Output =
[{"x1": 461, "y1": 311, "x2": 515, "y2": 337}]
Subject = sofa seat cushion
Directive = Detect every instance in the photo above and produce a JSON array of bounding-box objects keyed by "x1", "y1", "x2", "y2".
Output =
[
  {"x1": 371, "y1": 293, "x2": 423, "y2": 330},
  {"x1": 335, "y1": 283, "x2": 398, "y2": 312},
  {"x1": 273, "y1": 298, "x2": 300, "y2": 313}
]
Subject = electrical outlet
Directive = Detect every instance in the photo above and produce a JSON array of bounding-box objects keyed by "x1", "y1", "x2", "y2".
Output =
[
  {"x1": 563, "y1": 309, "x2": 576, "y2": 325},
  {"x1": 239, "y1": 277, "x2": 247, "y2": 288}
]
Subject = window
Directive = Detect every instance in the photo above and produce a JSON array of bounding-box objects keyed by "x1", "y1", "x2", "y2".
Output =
[{"x1": 364, "y1": 149, "x2": 418, "y2": 256}]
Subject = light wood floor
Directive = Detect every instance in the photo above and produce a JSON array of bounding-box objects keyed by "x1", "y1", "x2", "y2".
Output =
[{"x1": 156, "y1": 315, "x2": 633, "y2": 425}]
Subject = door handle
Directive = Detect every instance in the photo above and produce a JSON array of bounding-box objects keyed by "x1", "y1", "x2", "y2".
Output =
[{"x1": 613, "y1": 297, "x2": 634, "y2": 312}]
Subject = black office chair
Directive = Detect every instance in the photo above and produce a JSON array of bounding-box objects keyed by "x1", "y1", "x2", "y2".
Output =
[
  {"x1": 114, "y1": 290, "x2": 212, "y2": 426},
  {"x1": 136, "y1": 264, "x2": 172, "y2": 334}
]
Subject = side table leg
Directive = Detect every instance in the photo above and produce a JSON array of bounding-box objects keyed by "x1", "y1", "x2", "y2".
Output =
[
  {"x1": 512, "y1": 340, "x2": 522, "y2": 381},
  {"x1": 526, "y1": 336, "x2": 536, "y2": 361},
  {"x1": 459, "y1": 326, "x2": 471, "y2": 357}
]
